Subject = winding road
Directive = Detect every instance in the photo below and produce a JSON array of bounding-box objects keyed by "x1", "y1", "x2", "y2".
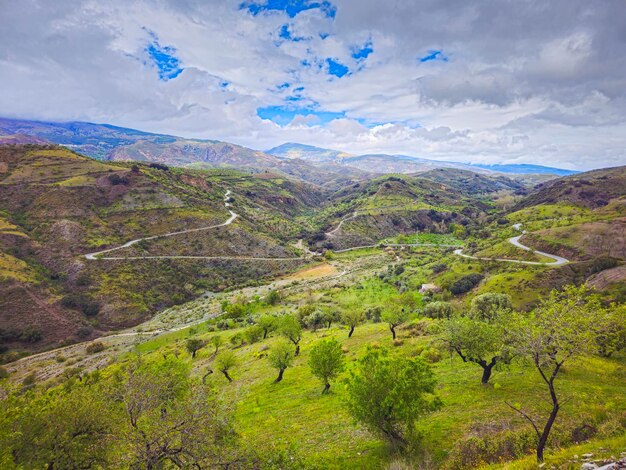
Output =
[
  {"x1": 84, "y1": 190, "x2": 301, "y2": 261},
  {"x1": 453, "y1": 226, "x2": 569, "y2": 266},
  {"x1": 326, "y1": 211, "x2": 358, "y2": 237}
]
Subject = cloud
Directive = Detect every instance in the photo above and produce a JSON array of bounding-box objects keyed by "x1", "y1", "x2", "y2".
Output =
[{"x1": 0, "y1": 0, "x2": 625, "y2": 170}]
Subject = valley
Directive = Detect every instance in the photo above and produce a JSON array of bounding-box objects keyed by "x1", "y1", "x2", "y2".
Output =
[{"x1": 0, "y1": 142, "x2": 624, "y2": 470}]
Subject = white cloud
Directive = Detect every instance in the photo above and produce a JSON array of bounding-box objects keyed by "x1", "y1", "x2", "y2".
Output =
[{"x1": 0, "y1": 0, "x2": 625, "y2": 170}]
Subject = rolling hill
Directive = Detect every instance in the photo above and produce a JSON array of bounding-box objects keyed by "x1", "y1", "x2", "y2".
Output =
[{"x1": 0, "y1": 145, "x2": 329, "y2": 352}]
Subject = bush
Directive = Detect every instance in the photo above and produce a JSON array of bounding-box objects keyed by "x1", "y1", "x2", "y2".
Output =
[
  {"x1": 0, "y1": 366, "x2": 8, "y2": 379},
  {"x1": 85, "y1": 342, "x2": 106, "y2": 354},
  {"x1": 244, "y1": 325, "x2": 264, "y2": 344},
  {"x1": 432, "y1": 263, "x2": 448, "y2": 274},
  {"x1": 107, "y1": 174, "x2": 129, "y2": 185},
  {"x1": 422, "y1": 301, "x2": 454, "y2": 319},
  {"x1": 420, "y1": 347, "x2": 443, "y2": 363},
  {"x1": 450, "y1": 274, "x2": 484, "y2": 295},
  {"x1": 447, "y1": 430, "x2": 536, "y2": 468}
]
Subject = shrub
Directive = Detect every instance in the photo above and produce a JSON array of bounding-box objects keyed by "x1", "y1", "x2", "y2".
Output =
[
  {"x1": 450, "y1": 274, "x2": 484, "y2": 295},
  {"x1": 422, "y1": 301, "x2": 454, "y2": 319},
  {"x1": 0, "y1": 366, "x2": 8, "y2": 379},
  {"x1": 85, "y1": 342, "x2": 106, "y2": 354},
  {"x1": 75, "y1": 326, "x2": 93, "y2": 338},
  {"x1": 244, "y1": 325, "x2": 264, "y2": 344}
]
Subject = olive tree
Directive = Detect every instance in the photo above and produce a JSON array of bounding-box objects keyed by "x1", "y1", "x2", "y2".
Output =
[
  {"x1": 444, "y1": 316, "x2": 511, "y2": 384},
  {"x1": 269, "y1": 341, "x2": 295, "y2": 383},
  {"x1": 422, "y1": 301, "x2": 454, "y2": 319},
  {"x1": 506, "y1": 285, "x2": 607, "y2": 463},
  {"x1": 308, "y1": 338, "x2": 345, "y2": 393},
  {"x1": 256, "y1": 314, "x2": 278, "y2": 339},
  {"x1": 469, "y1": 293, "x2": 512, "y2": 322},
  {"x1": 186, "y1": 338, "x2": 206, "y2": 359},
  {"x1": 381, "y1": 306, "x2": 410, "y2": 340},
  {"x1": 341, "y1": 309, "x2": 365, "y2": 338},
  {"x1": 215, "y1": 350, "x2": 238, "y2": 383},
  {"x1": 279, "y1": 315, "x2": 302, "y2": 356},
  {"x1": 344, "y1": 347, "x2": 441, "y2": 449}
]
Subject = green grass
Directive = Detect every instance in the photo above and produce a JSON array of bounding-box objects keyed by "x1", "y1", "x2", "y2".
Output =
[{"x1": 130, "y1": 318, "x2": 626, "y2": 469}]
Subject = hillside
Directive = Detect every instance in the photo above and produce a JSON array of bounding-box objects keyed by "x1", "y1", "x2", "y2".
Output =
[
  {"x1": 0, "y1": 118, "x2": 364, "y2": 189},
  {"x1": 0, "y1": 145, "x2": 326, "y2": 352}
]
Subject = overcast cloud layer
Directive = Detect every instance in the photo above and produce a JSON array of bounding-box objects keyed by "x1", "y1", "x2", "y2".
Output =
[{"x1": 1, "y1": 0, "x2": 625, "y2": 170}]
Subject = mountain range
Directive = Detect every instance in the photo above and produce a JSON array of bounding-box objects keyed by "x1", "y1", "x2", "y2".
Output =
[{"x1": 0, "y1": 118, "x2": 578, "y2": 179}]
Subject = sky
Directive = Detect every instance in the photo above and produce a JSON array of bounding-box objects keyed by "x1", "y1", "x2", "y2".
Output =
[{"x1": 1, "y1": 0, "x2": 625, "y2": 170}]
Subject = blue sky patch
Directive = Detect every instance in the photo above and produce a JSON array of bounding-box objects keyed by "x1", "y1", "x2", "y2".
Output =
[
  {"x1": 240, "y1": 0, "x2": 336, "y2": 18},
  {"x1": 326, "y1": 58, "x2": 349, "y2": 77},
  {"x1": 144, "y1": 32, "x2": 183, "y2": 81},
  {"x1": 257, "y1": 105, "x2": 344, "y2": 125},
  {"x1": 419, "y1": 50, "x2": 448, "y2": 63},
  {"x1": 351, "y1": 39, "x2": 373, "y2": 60}
]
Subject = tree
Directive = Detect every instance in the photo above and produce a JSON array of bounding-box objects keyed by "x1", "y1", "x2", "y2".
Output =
[
  {"x1": 595, "y1": 303, "x2": 626, "y2": 357},
  {"x1": 279, "y1": 315, "x2": 303, "y2": 356},
  {"x1": 422, "y1": 301, "x2": 454, "y2": 319},
  {"x1": 116, "y1": 357, "x2": 241, "y2": 468},
  {"x1": 209, "y1": 335, "x2": 223, "y2": 355},
  {"x1": 257, "y1": 314, "x2": 277, "y2": 339},
  {"x1": 186, "y1": 338, "x2": 206, "y2": 359},
  {"x1": 444, "y1": 316, "x2": 511, "y2": 384},
  {"x1": 308, "y1": 338, "x2": 345, "y2": 393},
  {"x1": 215, "y1": 350, "x2": 238, "y2": 383},
  {"x1": 244, "y1": 325, "x2": 264, "y2": 344},
  {"x1": 341, "y1": 308, "x2": 365, "y2": 338},
  {"x1": 344, "y1": 347, "x2": 441, "y2": 449},
  {"x1": 381, "y1": 306, "x2": 410, "y2": 340},
  {"x1": 322, "y1": 308, "x2": 339, "y2": 329},
  {"x1": 506, "y1": 285, "x2": 606, "y2": 463},
  {"x1": 469, "y1": 293, "x2": 512, "y2": 322},
  {"x1": 265, "y1": 289, "x2": 281, "y2": 306},
  {"x1": 268, "y1": 341, "x2": 295, "y2": 383},
  {"x1": 8, "y1": 381, "x2": 117, "y2": 469}
]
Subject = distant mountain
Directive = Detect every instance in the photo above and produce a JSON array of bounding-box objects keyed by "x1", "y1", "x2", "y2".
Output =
[
  {"x1": 267, "y1": 142, "x2": 352, "y2": 162},
  {"x1": 267, "y1": 141, "x2": 579, "y2": 176},
  {"x1": 0, "y1": 118, "x2": 365, "y2": 188},
  {"x1": 470, "y1": 163, "x2": 578, "y2": 176}
]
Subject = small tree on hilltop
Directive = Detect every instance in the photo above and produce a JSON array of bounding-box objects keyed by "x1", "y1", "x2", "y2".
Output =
[
  {"x1": 308, "y1": 338, "x2": 345, "y2": 394},
  {"x1": 344, "y1": 347, "x2": 441, "y2": 449},
  {"x1": 186, "y1": 338, "x2": 206, "y2": 359},
  {"x1": 279, "y1": 315, "x2": 302, "y2": 356},
  {"x1": 215, "y1": 350, "x2": 238, "y2": 383},
  {"x1": 506, "y1": 285, "x2": 607, "y2": 463},
  {"x1": 268, "y1": 341, "x2": 295, "y2": 383}
]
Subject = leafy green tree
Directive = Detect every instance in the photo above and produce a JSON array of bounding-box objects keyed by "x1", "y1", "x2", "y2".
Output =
[
  {"x1": 422, "y1": 301, "x2": 454, "y2": 319},
  {"x1": 308, "y1": 338, "x2": 345, "y2": 393},
  {"x1": 116, "y1": 357, "x2": 241, "y2": 468},
  {"x1": 257, "y1": 314, "x2": 277, "y2": 339},
  {"x1": 279, "y1": 315, "x2": 303, "y2": 356},
  {"x1": 381, "y1": 306, "x2": 410, "y2": 340},
  {"x1": 344, "y1": 347, "x2": 441, "y2": 449},
  {"x1": 341, "y1": 308, "x2": 365, "y2": 338},
  {"x1": 209, "y1": 335, "x2": 223, "y2": 355},
  {"x1": 322, "y1": 308, "x2": 339, "y2": 329},
  {"x1": 506, "y1": 285, "x2": 606, "y2": 463},
  {"x1": 469, "y1": 293, "x2": 512, "y2": 322},
  {"x1": 244, "y1": 325, "x2": 264, "y2": 344},
  {"x1": 269, "y1": 341, "x2": 295, "y2": 383},
  {"x1": 7, "y1": 381, "x2": 117, "y2": 469},
  {"x1": 444, "y1": 316, "x2": 511, "y2": 384},
  {"x1": 186, "y1": 338, "x2": 206, "y2": 359},
  {"x1": 215, "y1": 350, "x2": 238, "y2": 383},
  {"x1": 265, "y1": 289, "x2": 281, "y2": 306},
  {"x1": 595, "y1": 303, "x2": 626, "y2": 357}
]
